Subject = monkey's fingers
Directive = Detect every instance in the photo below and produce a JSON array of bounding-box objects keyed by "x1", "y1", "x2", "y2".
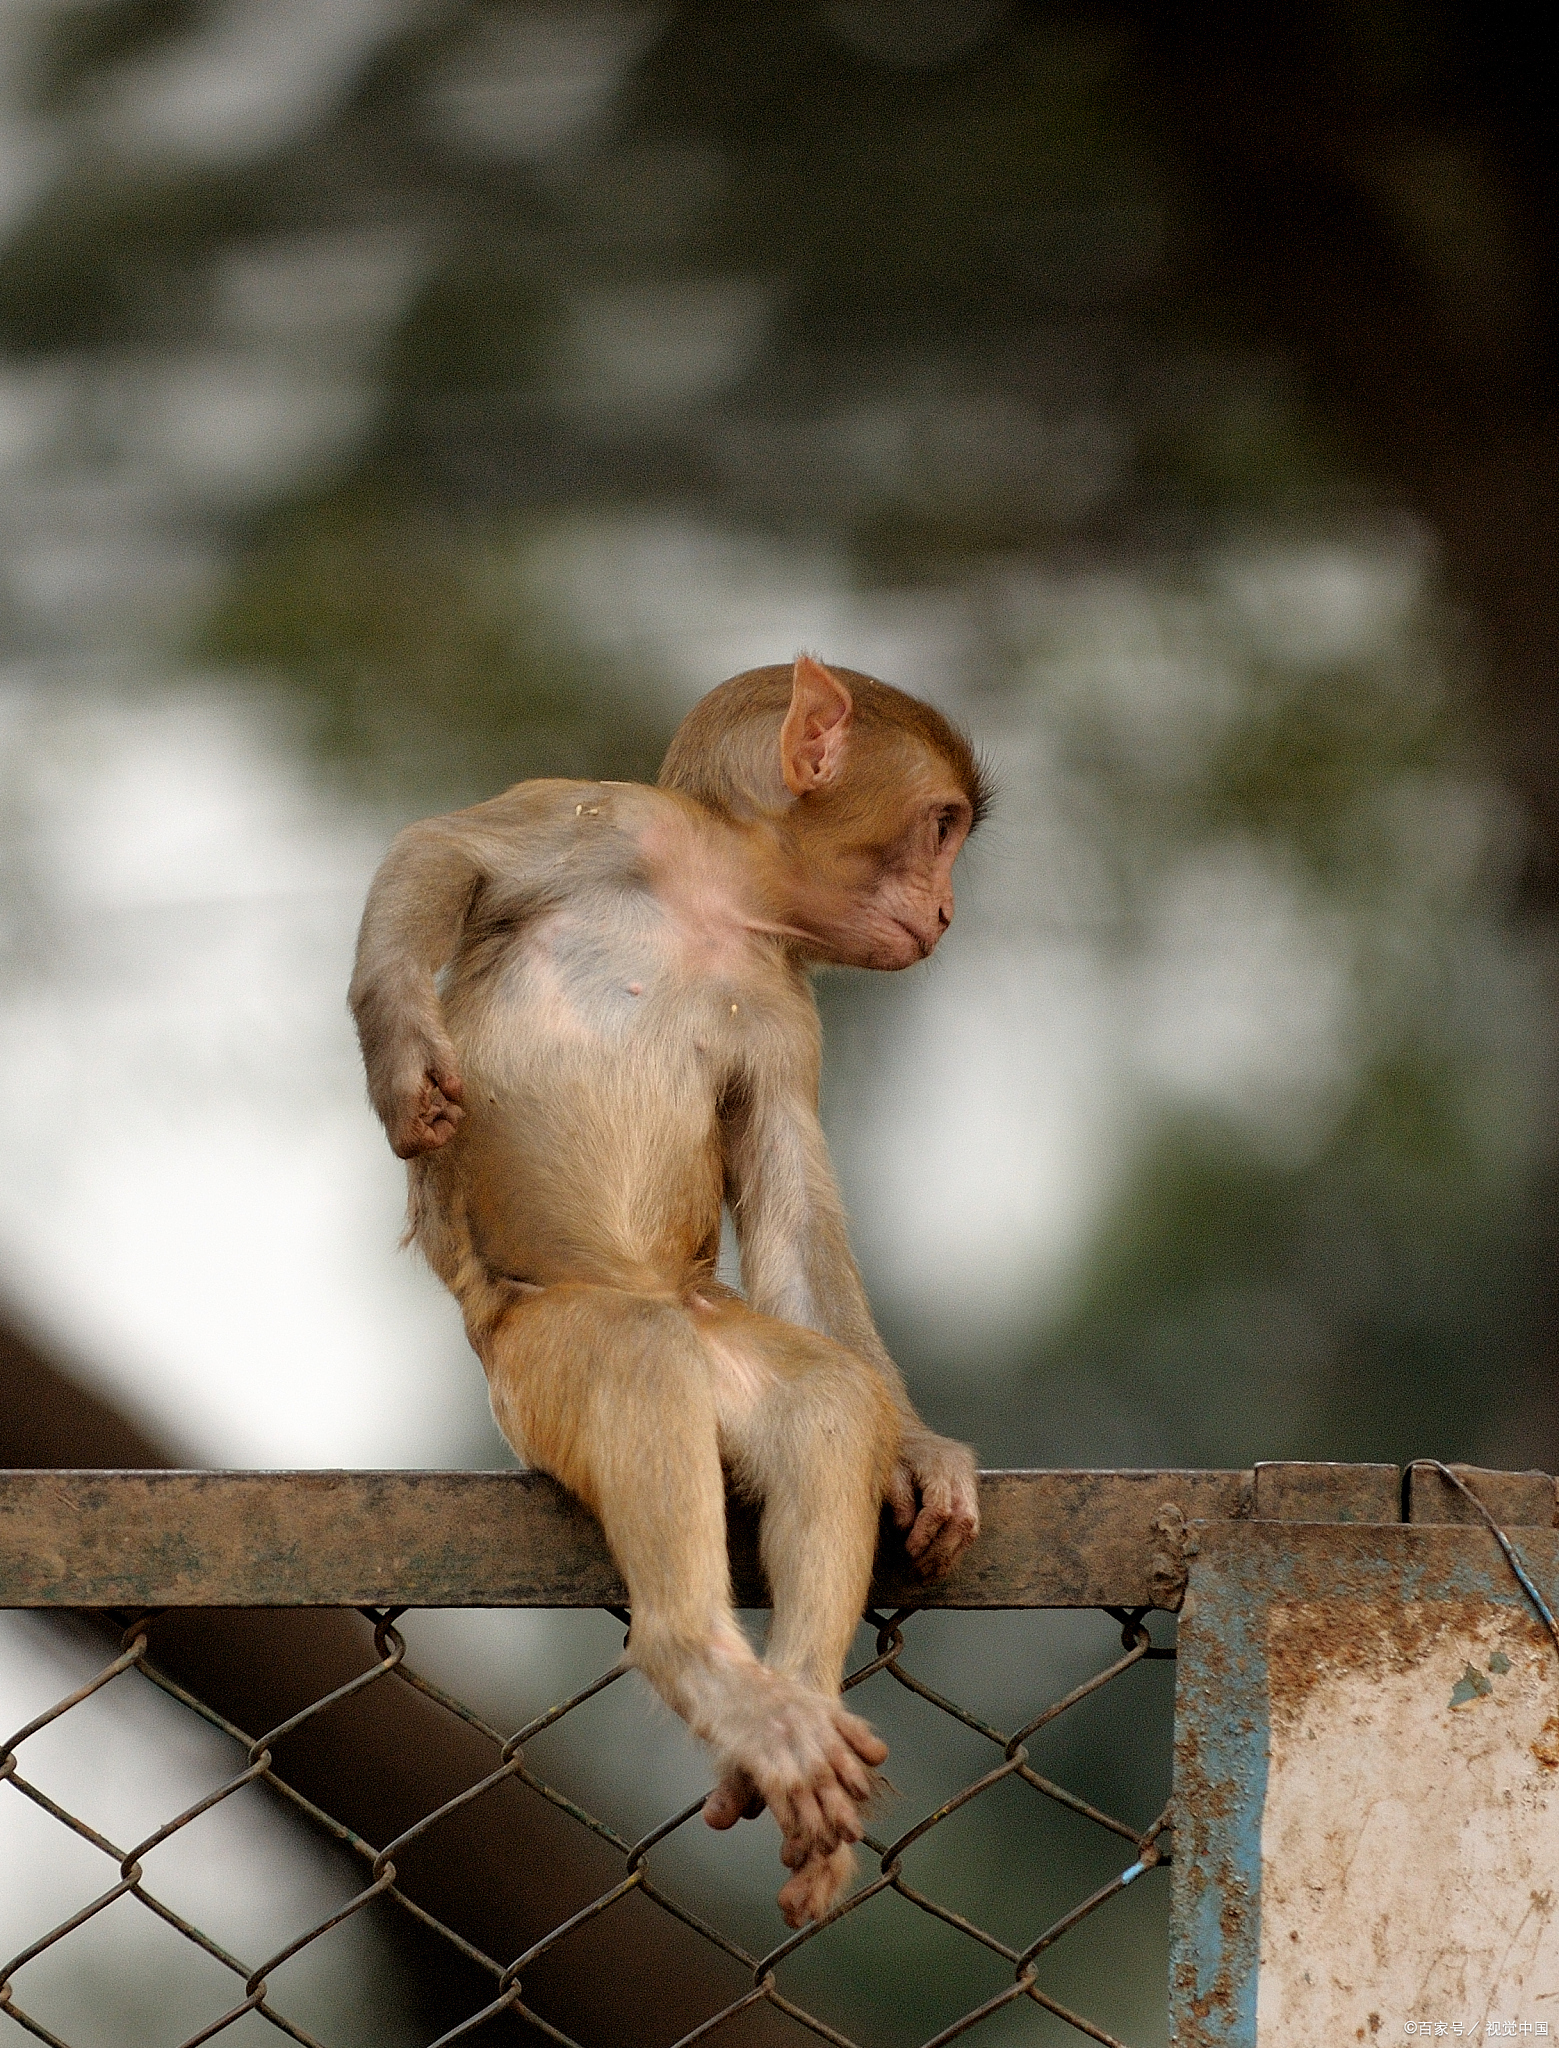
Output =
[
  {"x1": 887, "y1": 1461, "x2": 918, "y2": 1532},
  {"x1": 902, "y1": 1497, "x2": 949, "y2": 1557},
  {"x1": 392, "y1": 1078, "x2": 466, "y2": 1157},
  {"x1": 424, "y1": 1089, "x2": 465, "y2": 1140},
  {"x1": 905, "y1": 1498, "x2": 979, "y2": 1579},
  {"x1": 777, "y1": 1817, "x2": 856, "y2": 1867}
]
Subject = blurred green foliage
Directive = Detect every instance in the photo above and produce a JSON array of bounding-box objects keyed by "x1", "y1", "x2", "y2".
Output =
[
  {"x1": 3, "y1": 4, "x2": 1556, "y2": 2038},
  {"x1": 204, "y1": 487, "x2": 665, "y2": 801},
  {"x1": 2, "y1": 0, "x2": 1545, "y2": 1473}
]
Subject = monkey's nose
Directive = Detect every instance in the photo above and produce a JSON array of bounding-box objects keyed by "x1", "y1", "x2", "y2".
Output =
[{"x1": 936, "y1": 902, "x2": 951, "y2": 930}]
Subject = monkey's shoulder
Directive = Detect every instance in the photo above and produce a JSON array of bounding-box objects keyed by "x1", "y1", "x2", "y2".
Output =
[
  {"x1": 448, "y1": 775, "x2": 658, "y2": 835},
  {"x1": 424, "y1": 776, "x2": 676, "y2": 892}
]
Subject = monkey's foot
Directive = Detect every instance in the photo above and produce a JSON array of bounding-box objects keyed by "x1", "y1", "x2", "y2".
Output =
[
  {"x1": 708, "y1": 1671, "x2": 887, "y2": 1857},
  {"x1": 702, "y1": 1767, "x2": 765, "y2": 1830},
  {"x1": 777, "y1": 1841, "x2": 857, "y2": 1928}
]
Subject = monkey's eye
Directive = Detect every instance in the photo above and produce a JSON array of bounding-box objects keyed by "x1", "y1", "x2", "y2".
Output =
[{"x1": 935, "y1": 813, "x2": 954, "y2": 848}]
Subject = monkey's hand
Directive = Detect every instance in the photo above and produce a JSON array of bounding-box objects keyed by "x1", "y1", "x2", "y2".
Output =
[
  {"x1": 381, "y1": 1042, "x2": 466, "y2": 1158},
  {"x1": 888, "y1": 1429, "x2": 980, "y2": 1580}
]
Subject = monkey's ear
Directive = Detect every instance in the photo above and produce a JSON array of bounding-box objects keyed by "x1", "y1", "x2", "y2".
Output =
[{"x1": 781, "y1": 655, "x2": 854, "y2": 795}]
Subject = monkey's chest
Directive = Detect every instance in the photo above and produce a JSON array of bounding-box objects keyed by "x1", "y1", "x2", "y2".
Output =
[
  {"x1": 449, "y1": 912, "x2": 787, "y2": 1282},
  {"x1": 488, "y1": 905, "x2": 778, "y2": 1066}
]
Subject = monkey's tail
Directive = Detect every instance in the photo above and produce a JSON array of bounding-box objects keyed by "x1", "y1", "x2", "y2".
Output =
[{"x1": 403, "y1": 1159, "x2": 515, "y2": 1355}]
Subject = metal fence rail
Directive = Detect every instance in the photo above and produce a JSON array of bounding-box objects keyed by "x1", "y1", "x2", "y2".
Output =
[{"x1": 2, "y1": 1464, "x2": 1553, "y2": 2048}]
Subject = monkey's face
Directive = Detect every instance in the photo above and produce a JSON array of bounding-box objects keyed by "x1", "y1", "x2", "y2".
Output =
[{"x1": 790, "y1": 748, "x2": 974, "y2": 971}]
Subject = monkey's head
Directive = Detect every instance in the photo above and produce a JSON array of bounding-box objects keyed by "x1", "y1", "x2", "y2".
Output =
[{"x1": 658, "y1": 654, "x2": 992, "y2": 971}]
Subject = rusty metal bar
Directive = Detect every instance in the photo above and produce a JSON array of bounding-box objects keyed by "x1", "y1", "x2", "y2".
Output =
[
  {"x1": 0, "y1": 1467, "x2": 1252, "y2": 1610},
  {"x1": 1249, "y1": 1460, "x2": 1401, "y2": 1522},
  {"x1": 3, "y1": 1463, "x2": 1555, "y2": 1614},
  {"x1": 1404, "y1": 1459, "x2": 1558, "y2": 1528}
]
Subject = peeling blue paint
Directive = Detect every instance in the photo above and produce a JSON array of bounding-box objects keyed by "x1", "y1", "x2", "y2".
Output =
[
  {"x1": 1449, "y1": 1661, "x2": 1493, "y2": 1706},
  {"x1": 1167, "y1": 1523, "x2": 1559, "y2": 2048}
]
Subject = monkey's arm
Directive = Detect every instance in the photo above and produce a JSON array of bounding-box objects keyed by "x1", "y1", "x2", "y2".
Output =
[
  {"x1": 725, "y1": 1047, "x2": 980, "y2": 1579},
  {"x1": 350, "y1": 817, "x2": 487, "y2": 1157},
  {"x1": 352, "y1": 782, "x2": 593, "y2": 1155}
]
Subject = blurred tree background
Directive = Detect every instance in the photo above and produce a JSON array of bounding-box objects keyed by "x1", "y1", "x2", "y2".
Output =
[{"x1": 2, "y1": 2, "x2": 1557, "y2": 2043}]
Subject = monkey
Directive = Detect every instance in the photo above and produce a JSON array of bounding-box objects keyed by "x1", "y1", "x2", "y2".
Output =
[{"x1": 350, "y1": 654, "x2": 988, "y2": 1926}]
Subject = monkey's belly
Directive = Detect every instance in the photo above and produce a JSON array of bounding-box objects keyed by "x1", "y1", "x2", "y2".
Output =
[{"x1": 455, "y1": 1060, "x2": 725, "y2": 1293}]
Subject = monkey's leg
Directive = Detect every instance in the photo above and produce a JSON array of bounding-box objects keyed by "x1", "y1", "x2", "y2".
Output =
[
  {"x1": 695, "y1": 1300, "x2": 899, "y2": 1691},
  {"x1": 479, "y1": 1284, "x2": 885, "y2": 1873},
  {"x1": 694, "y1": 1301, "x2": 901, "y2": 1925}
]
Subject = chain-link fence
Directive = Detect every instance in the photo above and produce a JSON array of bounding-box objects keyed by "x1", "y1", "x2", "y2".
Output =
[
  {"x1": 1, "y1": 1594, "x2": 1175, "y2": 2048},
  {"x1": 0, "y1": 1467, "x2": 1204, "y2": 2048}
]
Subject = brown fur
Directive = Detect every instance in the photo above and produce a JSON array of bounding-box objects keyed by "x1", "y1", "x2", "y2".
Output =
[
  {"x1": 350, "y1": 656, "x2": 982, "y2": 1927},
  {"x1": 659, "y1": 661, "x2": 993, "y2": 829}
]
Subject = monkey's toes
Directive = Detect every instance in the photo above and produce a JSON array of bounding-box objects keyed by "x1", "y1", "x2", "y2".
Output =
[
  {"x1": 838, "y1": 1708, "x2": 889, "y2": 1770},
  {"x1": 770, "y1": 1778, "x2": 860, "y2": 1858},
  {"x1": 723, "y1": 1680, "x2": 887, "y2": 1856},
  {"x1": 813, "y1": 1776, "x2": 869, "y2": 1849},
  {"x1": 703, "y1": 1769, "x2": 764, "y2": 1831},
  {"x1": 777, "y1": 1843, "x2": 857, "y2": 1928}
]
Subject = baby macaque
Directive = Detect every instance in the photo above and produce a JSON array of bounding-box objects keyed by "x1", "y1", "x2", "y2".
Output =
[{"x1": 350, "y1": 655, "x2": 987, "y2": 1924}]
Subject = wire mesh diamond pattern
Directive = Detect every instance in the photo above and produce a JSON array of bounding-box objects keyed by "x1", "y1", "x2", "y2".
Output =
[{"x1": 2, "y1": 1605, "x2": 1175, "y2": 2048}]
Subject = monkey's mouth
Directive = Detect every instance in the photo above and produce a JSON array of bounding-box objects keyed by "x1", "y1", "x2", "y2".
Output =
[{"x1": 889, "y1": 917, "x2": 938, "y2": 961}]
